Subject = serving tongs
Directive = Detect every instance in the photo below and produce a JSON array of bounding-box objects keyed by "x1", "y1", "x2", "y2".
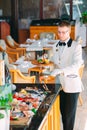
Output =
[{"x1": 42, "y1": 82, "x2": 51, "y2": 93}]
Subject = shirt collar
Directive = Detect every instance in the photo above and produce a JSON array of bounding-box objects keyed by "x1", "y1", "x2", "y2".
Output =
[
  {"x1": 60, "y1": 37, "x2": 70, "y2": 44},
  {"x1": 56, "y1": 37, "x2": 72, "y2": 48}
]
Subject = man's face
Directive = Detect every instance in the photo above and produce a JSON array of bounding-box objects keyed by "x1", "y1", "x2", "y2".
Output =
[{"x1": 58, "y1": 26, "x2": 71, "y2": 41}]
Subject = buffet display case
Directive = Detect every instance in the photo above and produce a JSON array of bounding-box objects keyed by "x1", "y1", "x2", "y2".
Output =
[
  {"x1": 0, "y1": 84, "x2": 13, "y2": 130},
  {"x1": 10, "y1": 83, "x2": 61, "y2": 130}
]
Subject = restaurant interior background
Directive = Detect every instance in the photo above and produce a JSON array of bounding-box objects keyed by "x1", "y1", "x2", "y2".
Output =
[{"x1": 0, "y1": 0, "x2": 87, "y2": 46}]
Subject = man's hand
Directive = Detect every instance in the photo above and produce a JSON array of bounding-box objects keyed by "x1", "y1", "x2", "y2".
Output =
[{"x1": 51, "y1": 69, "x2": 63, "y2": 77}]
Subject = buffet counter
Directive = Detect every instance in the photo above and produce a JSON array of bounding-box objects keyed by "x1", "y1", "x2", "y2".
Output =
[{"x1": 10, "y1": 83, "x2": 61, "y2": 130}]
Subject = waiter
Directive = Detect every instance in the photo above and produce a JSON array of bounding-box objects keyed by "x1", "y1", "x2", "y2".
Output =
[{"x1": 51, "y1": 20, "x2": 84, "y2": 130}]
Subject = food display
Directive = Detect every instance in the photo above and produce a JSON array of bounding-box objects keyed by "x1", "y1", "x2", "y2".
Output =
[
  {"x1": 10, "y1": 83, "x2": 60, "y2": 130},
  {"x1": 10, "y1": 86, "x2": 48, "y2": 122}
]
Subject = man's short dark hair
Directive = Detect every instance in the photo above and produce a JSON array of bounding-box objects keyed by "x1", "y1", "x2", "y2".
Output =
[{"x1": 58, "y1": 20, "x2": 71, "y2": 27}]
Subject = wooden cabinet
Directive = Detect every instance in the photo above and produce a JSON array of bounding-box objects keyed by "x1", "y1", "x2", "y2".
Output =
[
  {"x1": 30, "y1": 26, "x2": 57, "y2": 39},
  {"x1": 30, "y1": 25, "x2": 75, "y2": 40},
  {"x1": 48, "y1": 105, "x2": 54, "y2": 130},
  {"x1": 53, "y1": 96, "x2": 60, "y2": 130},
  {"x1": 39, "y1": 95, "x2": 60, "y2": 130},
  {"x1": 0, "y1": 21, "x2": 10, "y2": 40}
]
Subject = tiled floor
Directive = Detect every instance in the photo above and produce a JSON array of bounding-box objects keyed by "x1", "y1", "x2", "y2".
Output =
[{"x1": 61, "y1": 47, "x2": 87, "y2": 130}]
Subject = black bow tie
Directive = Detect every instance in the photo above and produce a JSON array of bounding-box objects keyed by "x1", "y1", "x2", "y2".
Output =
[
  {"x1": 56, "y1": 38, "x2": 72, "y2": 47},
  {"x1": 58, "y1": 41, "x2": 66, "y2": 46}
]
